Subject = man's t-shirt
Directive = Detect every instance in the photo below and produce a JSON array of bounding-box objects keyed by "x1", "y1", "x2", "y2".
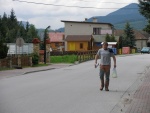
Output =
[{"x1": 96, "y1": 48, "x2": 114, "y2": 65}]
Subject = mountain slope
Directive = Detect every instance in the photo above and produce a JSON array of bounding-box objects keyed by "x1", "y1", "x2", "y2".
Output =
[
  {"x1": 88, "y1": 3, "x2": 146, "y2": 25},
  {"x1": 87, "y1": 3, "x2": 147, "y2": 30}
]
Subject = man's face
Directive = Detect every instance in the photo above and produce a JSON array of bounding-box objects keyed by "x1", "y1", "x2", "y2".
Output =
[{"x1": 103, "y1": 44, "x2": 108, "y2": 50}]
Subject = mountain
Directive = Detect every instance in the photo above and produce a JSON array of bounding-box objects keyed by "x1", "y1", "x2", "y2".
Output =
[
  {"x1": 88, "y1": 3, "x2": 147, "y2": 30},
  {"x1": 55, "y1": 3, "x2": 147, "y2": 32}
]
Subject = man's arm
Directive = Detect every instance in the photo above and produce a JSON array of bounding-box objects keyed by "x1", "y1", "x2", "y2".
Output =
[
  {"x1": 112, "y1": 55, "x2": 116, "y2": 68},
  {"x1": 95, "y1": 54, "x2": 99, "y2": 64}
]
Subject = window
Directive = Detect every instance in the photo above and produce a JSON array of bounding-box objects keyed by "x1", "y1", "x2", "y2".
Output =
[
  {"x1": 55, "y1": 43, "x2": 59, "y2": 47},
  {"x1": 80, "y1": 43, "x2": 83, "y2": 49},
  {"x1": 93, "y1": 28, "x2": 101, "y2": 35}
]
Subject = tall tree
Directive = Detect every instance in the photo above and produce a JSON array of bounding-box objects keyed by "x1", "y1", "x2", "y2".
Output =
[
  {"x1": 110, "y1": 35, "x2": 116, "y2": 42},
  {"x1": 139, "y1": 0, "x2": 150, "y2": 33},
  {"x1": 122, "y1": 22, "x2": 136, "y2": 48},
  {"x1": 105, "y1": 33, "x2": 111, "y2": 42},
  {"x1": 27, "y1": 24, "x2": 39, "y2": 42},
  {"x1": 0, "y1": 40, "x2": 9, "y2": 59},
  {"x1": 0, "y1": 9, "x2": 39, "y2": 43}
]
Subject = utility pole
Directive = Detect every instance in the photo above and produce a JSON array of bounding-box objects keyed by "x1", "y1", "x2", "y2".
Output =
[{"x1": 44, "y1": 26, "x2": 50, "y2": 64}]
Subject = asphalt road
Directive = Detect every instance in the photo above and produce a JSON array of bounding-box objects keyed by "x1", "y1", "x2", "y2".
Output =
[{"x1": 0, "y1": 54, "x2": 150, "y2": 113}]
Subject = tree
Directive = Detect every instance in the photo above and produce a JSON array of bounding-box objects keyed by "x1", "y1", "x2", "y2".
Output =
[
  {"x1": 0, "y1": 9, "x2": 40, "y2": 44},
  {"x1": 110, "y1": 35, "x2": 116, "y2": 42},
  {"x1": 139, "y1": 0, "x2": 150, "y2": 33},
  {"x1": 122, "y1": 22, "x2": 136, "y2": 48},
  {"x1": 117, "y1": 36, "x2": 123, "y2": 49},
  {"x1": 105, "y1": 33, "x2": 111, "y2": 42},
  {"x1": 105, "y1": 34, "x2": 116, "y2": 42},
  {"x1": 27, "y1": 24, "x2": 39, "y2": 42},
  {"x1": 0, "y1": 40, "x2": 9, "y2": 59}
]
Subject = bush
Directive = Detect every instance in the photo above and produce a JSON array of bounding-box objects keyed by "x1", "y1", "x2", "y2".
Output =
[
  {"x1": 31, "y1": 53, "x2": 39, "y2": 65},
  {"x1": 0, "y1": 41, "x2": 9, "y2": 59}
]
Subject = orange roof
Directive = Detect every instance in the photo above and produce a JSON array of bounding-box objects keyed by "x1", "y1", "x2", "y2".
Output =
[{"x1": 49, "y1": 32, "x2": 64, "y2": 42}]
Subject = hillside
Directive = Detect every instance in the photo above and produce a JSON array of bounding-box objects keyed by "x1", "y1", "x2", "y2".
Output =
[{"x1": 88, "y1": 3, "x2": 147, "y2": 30}]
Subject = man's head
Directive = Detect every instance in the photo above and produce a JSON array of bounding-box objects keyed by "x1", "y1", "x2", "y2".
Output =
[{"x1": 102, "y1": 42, "x2": 108, "y2": 50}]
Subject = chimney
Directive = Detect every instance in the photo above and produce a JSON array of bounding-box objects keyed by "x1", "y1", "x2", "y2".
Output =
[
  {"x1": 85, "y1": 18, "x2": 88, "y2": 22},
  {"x1": 93, "y1": 17, "x2": 98, "y2": 22}
]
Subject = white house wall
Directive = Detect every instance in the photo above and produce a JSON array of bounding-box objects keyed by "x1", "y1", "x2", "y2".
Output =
[
  {"x1": 136, "y1": 40, "x2": 147, "y2": 50},
  {"x1": 64, "y1": 22, "x2": 112, "y2": 36}
]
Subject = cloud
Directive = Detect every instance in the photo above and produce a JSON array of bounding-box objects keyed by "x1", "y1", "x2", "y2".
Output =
[{"x1": 0, "y1": 0, "x2": 139, "y2": 29}]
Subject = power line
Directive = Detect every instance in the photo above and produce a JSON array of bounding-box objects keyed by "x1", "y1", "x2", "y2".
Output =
[
  {"x1": 73, "y1": 0, "x2": 132, "y2": 4},
  {"x1": 12, "y1": 0, "x2": 139, "y2": 10}
]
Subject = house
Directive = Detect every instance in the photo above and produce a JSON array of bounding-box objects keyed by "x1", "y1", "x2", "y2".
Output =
[
  {"x1": 114, "y1": 30, "x2": 150, "y2": 49},
  {"x1": 49, "y1": 32, "x2": 65, "y2": 51},
  {"x1": 61, "y1": 18, "x2": 115, "y2": 51}
]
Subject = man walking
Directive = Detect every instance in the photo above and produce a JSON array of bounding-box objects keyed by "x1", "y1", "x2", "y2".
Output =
[{"x1": 95, "y1": 42, "x2": 116, "y2": 91}]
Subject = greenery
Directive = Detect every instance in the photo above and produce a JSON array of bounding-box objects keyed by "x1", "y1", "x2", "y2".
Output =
[
  {"x1": 0, "y1": 9, "x2": 39, "y2": 43},
  {"x1": 121, "y1": 22, "x2": 136, "y2": 48},
  {"x1": 117, "y1": 36, "x2": 123, "y2": 49},
  {"x1": 50, "y1": 55, "x2": 77, "y2": 63},
  {"x1": 0, "y1": 40, "x2": 9, "y2": 59},
  {"x1": 31, "y1": 53, "x2": 39, "y2": 65},
  {"x1": 139, "y1": 0, "x2": 150, "y2": 33},
  {"x1": 105, "y1": 34, "x2": 116, "y2": 42}
]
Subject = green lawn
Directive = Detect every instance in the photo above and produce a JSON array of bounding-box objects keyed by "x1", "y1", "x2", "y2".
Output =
[{"x1": 50, "y1": 55, "x2": 77, "y2": 63}]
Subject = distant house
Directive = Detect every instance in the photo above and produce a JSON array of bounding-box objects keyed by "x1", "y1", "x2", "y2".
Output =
[
  {"x1": 49, "y1": 32, "x2": 65, "y2": 51},
  {"x1": 114, "y1": 30, "x2": 150, "y2": 49},
  {"x1": 61, "y1": 18, "x2": 115, "y2": 51}
]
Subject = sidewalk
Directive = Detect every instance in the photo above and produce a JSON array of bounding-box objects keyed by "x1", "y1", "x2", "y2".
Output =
[
  {"x1": 125, "y1": 68, "x2": 150, "y2": 113},
  {"x1": 111, "y1": 66, "x2": 150, "y2": 113},
  {"x1": 0, "y1": 63, "x2": 73, "y2": 80}
]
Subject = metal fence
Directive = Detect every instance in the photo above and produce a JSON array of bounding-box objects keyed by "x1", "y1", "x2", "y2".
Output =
[{"x1": 7, "y1": 43, "x2": 33, "y2": 55}]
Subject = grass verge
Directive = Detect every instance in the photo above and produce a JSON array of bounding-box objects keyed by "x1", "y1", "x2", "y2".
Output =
[{"x1": 50, "y1": 55, "x2": 77, "y2": 63}]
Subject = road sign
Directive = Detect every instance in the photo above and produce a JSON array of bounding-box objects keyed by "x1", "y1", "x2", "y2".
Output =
[{"x1": 16, "y1": 37, "x2": 24, "y2": 47}]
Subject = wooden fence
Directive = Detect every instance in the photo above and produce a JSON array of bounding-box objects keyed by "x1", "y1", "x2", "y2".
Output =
[
  {"x1": 0, "y1": 55, "x2": 32, "y2": 69},
  {"x1": 77, "y1": 50, "x2": 97, "y2": 62}
]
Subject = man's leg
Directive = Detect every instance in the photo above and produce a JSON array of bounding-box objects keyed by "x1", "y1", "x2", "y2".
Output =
[
  {"x1": 99, "y1": 67, "x2": 105, "y2": 91},
  {"x1": 105, "y1": 66, "x2": 110, "y2": 91}
]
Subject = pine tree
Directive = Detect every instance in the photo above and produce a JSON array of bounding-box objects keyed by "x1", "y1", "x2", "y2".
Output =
[
  {"x1": 105, "y1": 33, "x2": 110, "y2": 42},
  {"x1": 27, "y1": 24, "x2": 39, "y2": 42},
  {"x1": 0, "y1": 40, "x2": 9, "y2": 59},
  {"x1": 122, "y1": 22, "x2": 136, "y2": 48},
  {"x1": 118, "y1": 36, "x2": 123, "y2": 49},
  {"x1": 0, "y1": 9, "x2": 39, "y2": 43},
  {"x1": 110, "y1": 35, "x2": 116, "y2": 42},
  {"x1": 139, "y1": 0, "x2": 150, "y2": 33}
]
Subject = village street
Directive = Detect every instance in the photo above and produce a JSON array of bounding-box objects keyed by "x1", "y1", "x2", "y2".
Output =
[{"x1": 0, "y1": 54, "x2": 150, "y2": 113}]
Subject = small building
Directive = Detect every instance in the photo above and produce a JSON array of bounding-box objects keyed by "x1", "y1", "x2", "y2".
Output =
[
  {"x1": 65, "y1": 35, "x2": 93, "y2": 51},
  {"x1": 49, "y1": 32, "x2": 65, "y2": 51},
  {"x1": 114, "y1": 30, "x2": 150, "y2": 50},
  {"x1": 61, "y1": 18, "x2": 114, "y2": 51}
]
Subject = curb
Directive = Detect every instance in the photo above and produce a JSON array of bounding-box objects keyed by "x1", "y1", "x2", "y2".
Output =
[{"x1": 23, "y1": 68, "x2": 56, "y2": 75}]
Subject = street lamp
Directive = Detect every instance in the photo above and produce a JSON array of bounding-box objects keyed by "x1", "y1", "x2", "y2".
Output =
[{"x1": 44, "y1": 25, "x2": 50, "y2": 64}]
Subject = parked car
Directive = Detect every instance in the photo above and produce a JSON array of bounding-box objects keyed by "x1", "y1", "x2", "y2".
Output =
[{"x1": 141, "y1": 47, "x2": 150, "y2": 54}]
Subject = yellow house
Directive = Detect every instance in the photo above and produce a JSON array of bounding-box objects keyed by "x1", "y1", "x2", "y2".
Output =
[{"x1": 65, "y1": 35, "x2": 93, "y2": 51}]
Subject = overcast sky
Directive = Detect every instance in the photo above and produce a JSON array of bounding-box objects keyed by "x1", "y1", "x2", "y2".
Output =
[{"x1": 0, "y1": 0, "x2": 139, "y2": 30}]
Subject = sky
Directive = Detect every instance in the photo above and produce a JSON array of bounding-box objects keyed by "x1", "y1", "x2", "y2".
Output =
[{"x1": 0, "y1": 0, "x2": 139, "y2": 30}]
